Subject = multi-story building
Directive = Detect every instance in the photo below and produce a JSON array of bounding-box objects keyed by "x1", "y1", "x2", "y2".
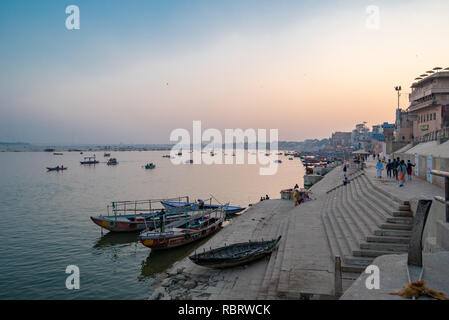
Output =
[
  {"x1": 351, "y1": 123, "x2": 371, "y2": 150},
  {"x1": 408, "y1": 70, "x2": 449, "y2": 140},
  {"x1": 330, "y1": 132, "x2": 352, "y2": 148}
]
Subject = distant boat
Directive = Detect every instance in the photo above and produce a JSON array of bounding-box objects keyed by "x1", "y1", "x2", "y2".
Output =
[
  {"x1": 274, "y1": 160, "x2": 282, "y2": 163},
  {"x1": 145, "y1": 163, "x2": 156, "y2": 169},
  {"x1": 47, "y1": 166, "x2": 67, "y2": 171},
  {"x1": 80, "y1": 156, "x2": 99, "y2": 165},
  {"x1": 189, "y1": 236, "x2": 281, "y2": 268},
  {"x1": 53, "y1": 152, "x2": 63, "y2": 155},
  {"x1": 107, "y1": 158, "x2": 118, "y2": 165},
  {"x1": 162, "y1": 155, "x2": 171, "y2": 158},
  {"x1": 288, "y1": 157, "x2": 293, "y2": 160},
  {"x1": 104, "y1": 153, "x2": 111, "y2": 157}
]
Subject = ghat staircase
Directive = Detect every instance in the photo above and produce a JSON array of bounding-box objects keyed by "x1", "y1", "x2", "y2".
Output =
[{"x1": 322, "y1": 170, "x2": 413, "y2": 280}]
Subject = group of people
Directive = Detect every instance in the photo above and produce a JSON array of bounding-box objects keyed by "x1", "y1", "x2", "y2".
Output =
[
  {"x1": 292, "y1": 184, "x2": 311, "y2": 206},
  {"x1": 260, "y1": 194, "x2": 270, "y2": 201},
  {"x1": 376, "y1": 157, "x2": 415, "y2": 187}
]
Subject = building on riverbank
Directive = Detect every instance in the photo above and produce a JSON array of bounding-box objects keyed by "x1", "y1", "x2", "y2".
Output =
[{"x1": 408, "y1": 70, "x2": 449, "y2": 142}]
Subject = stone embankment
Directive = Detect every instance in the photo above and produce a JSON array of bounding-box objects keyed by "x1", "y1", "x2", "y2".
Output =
[{"x1": 147, "y1": 159, "x2": 442, "y2": 300}]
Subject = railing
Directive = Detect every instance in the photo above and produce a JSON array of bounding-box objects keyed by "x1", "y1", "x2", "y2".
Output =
[
  {"x1": 430, "y1": 170, "x2": 449, "y2": 223},
  {"x1": 106, "y1": 196, "x2": 190, "y2": 216},
  {"x1": 414, "y1": 127, "x2": 449, "y2": 143}
]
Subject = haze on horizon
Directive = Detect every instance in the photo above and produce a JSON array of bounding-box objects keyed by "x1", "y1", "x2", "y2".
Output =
[{"x1": 1, "y1": 0, "x2": 448, "y2": 145}]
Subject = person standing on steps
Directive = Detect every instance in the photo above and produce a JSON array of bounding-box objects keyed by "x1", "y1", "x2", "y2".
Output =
[
  {"x1": 398, "y1": 160, "x2": 407, "y2": 187},
  {"x1": 386, "y1": 159, "x2": 393, "y2": 178},
  {"x1": 406, "y1": 160, "x2": 415, "y2": 180},
  {"x1": 376, "y1": 159, "x2": 384, "y2": 178},
  {"x1": 393, "y1": 157, "x2": 399, "y2": 180}
]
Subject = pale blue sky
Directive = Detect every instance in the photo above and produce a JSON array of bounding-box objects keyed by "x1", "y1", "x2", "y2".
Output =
[{"x1": 1, "y1": 0, "x2": 448, "y2": 144}]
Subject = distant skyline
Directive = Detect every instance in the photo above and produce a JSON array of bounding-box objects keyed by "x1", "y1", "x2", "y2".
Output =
[{"x1": 1, "y1": 0, "x2": 449, "y2": 144}]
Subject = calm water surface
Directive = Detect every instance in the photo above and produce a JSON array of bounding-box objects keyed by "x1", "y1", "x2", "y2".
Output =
[{"x1": 0, "y1": 151, "x2": 304, "y2": 299}]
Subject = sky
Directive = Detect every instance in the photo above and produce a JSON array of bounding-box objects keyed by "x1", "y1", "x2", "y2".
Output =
[{"x1": 1, "y1": 0, "x2": 449, "y2": 144}]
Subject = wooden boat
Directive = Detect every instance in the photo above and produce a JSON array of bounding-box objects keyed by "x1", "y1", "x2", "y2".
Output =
[
  {"x1": 47, "y1": 166, "x2": 67, "y2": 171},
  {"x1": 80, "y1": 156, "x2": 99, "y2": 165},
  {"x1": 90, "y1": 197, "x2": 193, "y2": 232},
  {"x1": 139, "y1": 208, "x2": 224, "y2": 250},
  {"x1": 107, "y1": 158, "x2": 118, "y2": 165},
  {"x1": 160, "y1": 200, "x2": 245, "y2": 217},
  {"x1": 189, "y1": 236, "x2": 281, "y2": 268}
]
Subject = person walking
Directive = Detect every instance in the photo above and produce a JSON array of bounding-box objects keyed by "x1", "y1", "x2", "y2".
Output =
[
  {"x1": 343, "y1": 163, "x2": 347, "y2": 176},
  {"x1": 293, "y1": 188, "x2": 299, "y2": 206},
  {"x1": 393, "y1": 158, "x2": 399, "y2": 180},
  {"x1": 398, "y1": 160, "x2": 407, "y2": 187},
  {"x1": 376, "y1": 160, "x2": 384, "y2": 178},
  {"x1": 386, "y1": 159, "x2": 393, "y2": 178},
  {"x1": 406, "y1": 160, "x2": 415, "y2": 180}
]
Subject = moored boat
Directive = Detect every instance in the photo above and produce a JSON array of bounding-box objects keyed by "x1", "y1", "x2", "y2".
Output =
[
  {"x1": 90, "y1": 197, "x2": 193, "y2": 232},
  {"x1": 189, "y1": 236, "x2": 281, "y2": 268},
  {"x1": 139, "y1": 208, "x2": 224, "y2": 250},
  {"x1": 160, "y1": 199, "x2": 245, "y2": 217}
]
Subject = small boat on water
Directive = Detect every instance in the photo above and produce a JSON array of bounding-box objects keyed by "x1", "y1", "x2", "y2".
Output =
[
  {"x1": 189, "y1": 236, "x2": 281, "y2": 268},
  {"x1": 107, "y1": 158, "x2": 118, "y2": 165},
  {"x1": 53, "y1": 152, "x2": 63, "y2": 155},
  {"x1": 274, "y1": 160, "x2": 282, "y2": 163},
  {"x1": 80, "y1": 156, "x2": 99, "y2": 165},
  {"x1": 160, "y1": 199, "x2": 245, "y2": 217},
  {"x1": 145, "y1": 163, "x2": 156, "y2": 169},
  {"x1": 104, "y1": 153, "x2": 111, "y2": 157},
  {"x1": 47, "y1": 166, "x2": 67, "y2": 171},
  {"x1": 162, "y1": 155, "x2": 171, "y2": 158},
  {"x1": 90, "y1": 197, "x2": 193, "y2": 232},
  {"x1": 139, "y1": 208, "x2": 224, "y2": 250}
]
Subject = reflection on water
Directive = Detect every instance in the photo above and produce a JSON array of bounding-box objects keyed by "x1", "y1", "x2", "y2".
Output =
[
  {"x1": 139, "y1": 236, "x2": 212, "y2": 281},
  {"x1": 93, "y1": 232, "x2": 139, "y2": 249}
]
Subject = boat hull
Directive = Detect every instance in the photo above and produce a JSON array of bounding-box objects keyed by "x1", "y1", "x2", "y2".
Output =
[
  {"x1": 189, "y1": 236, "x2": 281, "y2": 268},
  {"x1": 90, "y1": 214, "x2": 186, "y2": 233},
  {"x1": 139, "y1": 220, "x2": 222, "y2": 250}
]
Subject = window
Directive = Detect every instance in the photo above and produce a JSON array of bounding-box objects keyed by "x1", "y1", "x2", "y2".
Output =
[{"x1": 434, "y1": 112, "x2": 437, "y2": 120}]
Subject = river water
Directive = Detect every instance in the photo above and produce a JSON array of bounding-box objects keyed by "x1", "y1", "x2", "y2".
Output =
[{"x1": 0, "y1": 151, "x2": 304, "y2": 299}]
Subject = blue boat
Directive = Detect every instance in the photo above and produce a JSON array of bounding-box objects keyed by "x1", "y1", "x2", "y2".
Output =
[{"x1": 160, "y1": 201, "x2": 245, "y2": 217}]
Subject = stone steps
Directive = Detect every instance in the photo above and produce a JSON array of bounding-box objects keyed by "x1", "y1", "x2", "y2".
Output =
[
  {"x1": 391, "y1": 210, "x2": 413, "y2": 217},
  {"x1": 374, "y1": 229, "x2": 412, "y2": 237},
  {"x1": 380, "y1": 222, "x2": 413, "y2": 231},
  {"x1": 254, "y1": 209, "x2": 287, "y2": 299},
  {"x1": 320, "y1": 169, "x2": 413, "y2": 280},
  {"x1": 265, "y1": 213, "x2": 291, "y2": 299},
  {"x1": 353, "y1": 248, "x2": 402, "y2": 258},
  {"x1": 359, "y1": 241, "x2": 409, "y2": 252},
  {"x1": 366, "y1": 235, "x2": 411, "y2": 244}
]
